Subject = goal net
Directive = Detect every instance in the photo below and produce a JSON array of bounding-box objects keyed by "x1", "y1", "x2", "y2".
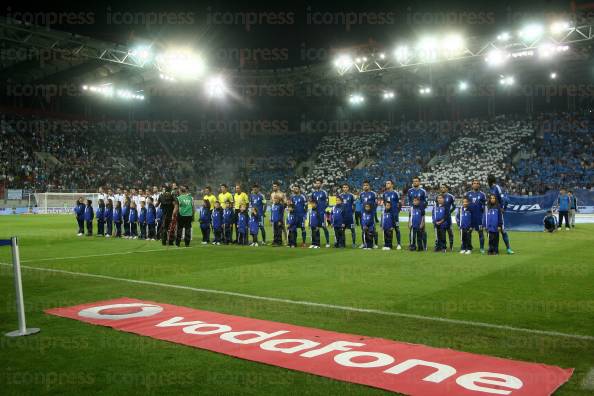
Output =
[{"x1": 34, "y1": 192, "x2": 100, "y2": 214}]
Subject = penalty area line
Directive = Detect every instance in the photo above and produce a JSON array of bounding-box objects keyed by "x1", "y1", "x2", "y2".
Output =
[{"x1": 0, "y1": 262, "x2": 593, "y2": 342}]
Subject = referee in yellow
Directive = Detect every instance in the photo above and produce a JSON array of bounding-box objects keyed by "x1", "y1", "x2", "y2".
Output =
[
  {"x1": 218, "y1": 184, "x2": 233, "y2": 207},
  {"x1": 203, "y1": 186, "x2": 217, "y2": 210},
  {"x1": 233, "y1": 183, "x2": 249, "y2": 243}
]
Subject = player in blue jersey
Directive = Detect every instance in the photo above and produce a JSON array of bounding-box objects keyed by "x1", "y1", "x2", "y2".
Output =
[
  {"x1": 249, "y1": 184, "x2": 267, "y2": 244},
  {"x1": 487, "y1": 175, "x2": 514, "y2": 254},
  {"x1": 339, "y1": 183, "x2": 357, "y2": 248},
  {"x1": 310, "y1": 179, "x2": 330, "y2": 247},
  {"x1": 439, "y1": 185, "x2": 457, "y2": 251},
  {"x1": 407, "y1": 177, "x2": 428, "y2": 248},
  {"x1": 359, "y1": 180, "x2": 379, "y2": 248},
  {"x1": 383, "y1": 180, "x2": 402, "y2": 250},
  {"x1": 464, "y1": 178, "x2": 487, "y2": 253},
  {"x1": 290, "y1": 185, "x2": 308, "y2": 247}
]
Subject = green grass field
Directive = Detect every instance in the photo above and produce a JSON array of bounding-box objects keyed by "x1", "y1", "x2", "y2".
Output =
[{"x1": 1, "y1": 214, "x2": 593, "y2": 395}]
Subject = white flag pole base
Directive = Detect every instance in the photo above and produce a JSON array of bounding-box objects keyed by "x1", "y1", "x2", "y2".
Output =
[{"x1": 6, "y1": 328, "x2": 40, "y2": 337}]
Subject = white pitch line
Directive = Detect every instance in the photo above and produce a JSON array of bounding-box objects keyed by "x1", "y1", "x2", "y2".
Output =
[
  {"x1": 583, "y1": 368, "x2": 594, "y2": 390},
  {"x1": 19, "y1": 246, "x2": 193, "y2": 263},
  {"x1": 1, "y1": 263, "x2": 593, "y2": 342}
]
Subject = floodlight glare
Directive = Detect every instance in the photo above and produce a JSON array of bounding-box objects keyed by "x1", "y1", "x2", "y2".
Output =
[
  {"x1": 458, "y1": 81, "x2": 468, "y2": 91},
  {"x1": 550, "y1": 21, "x2": 570, "y2": 34},
  {"x1": 382, "y1": 91, "x2": 395, "y2": 100},
  {"x1": 485, "y1": 48, "x2": 509, "y2": 66},
  {"x1": 205, "y1": 76, "x2": 227, "y2": 98},
  {"x1": 348, "y1": 94, "x2": 365, "y2": 104},
  {"x1": 131, "y1": 46, "x2": 152, "y2": 62},
  {"x1": 550, "y1": 72, "x2": 557, "y2": 79},
  {"x1": 497, "y1": 32, "x2": 511, "y2": 41},
  {"x1": 334, "y1": 55, "x2": 353, "y2": 69},
  {"x1": 419, "y1": 87, "x2": 432, "y2": 95},
  {"x1": 157, "y1": 48, "x2": 205, "y2": 80},
  {"x1": 394, "y1": 45, "x2": 409, "y2": 63},
  {"x1": 417, "y1": 37, "x2": 438, "y2": 62},
  {"x1": 519, "y1": 24, "x2": 544, "y2": 41},
  {"x1": 442, "y1": 34, "x2": 465, "y2": 57},
  {"x1": 499, "y1": 75, "x2": 515, "y2": 86}
]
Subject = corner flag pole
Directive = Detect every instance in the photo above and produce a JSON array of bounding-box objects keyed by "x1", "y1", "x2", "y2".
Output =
[{"x1": 4, "y1": 237, "x2": 40, "y2": 337}]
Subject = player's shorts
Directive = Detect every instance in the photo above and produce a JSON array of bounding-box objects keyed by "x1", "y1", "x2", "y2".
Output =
[
  {"x1": 257, "y1": 216, "x2": 265, "y2": 227},
  {"x1": 470, "y1": 218, "x2": 483, "y2": 231},
  {"x1": 343, "y1": 213, "x2": 354, "y2": 227},
  {"x1": 294, "y1": 214, "x2": 306, "y2": 228}
]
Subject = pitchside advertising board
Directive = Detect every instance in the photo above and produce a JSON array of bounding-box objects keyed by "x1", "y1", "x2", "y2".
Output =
[{"x1": 46, "y1": 298, "x2": 573, "y2": 396}]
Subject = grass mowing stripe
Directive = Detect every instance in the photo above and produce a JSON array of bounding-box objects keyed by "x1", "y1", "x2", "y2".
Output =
[{"x1": 2, "y1": 262, "x2": 593, "y2": 342}]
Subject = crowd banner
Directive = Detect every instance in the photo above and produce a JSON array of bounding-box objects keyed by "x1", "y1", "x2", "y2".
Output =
[
  {"x1": 573, "y1": 189, "x2": 594, "y2": 214},
  {"x1": 503, "y1": 193, "x2": 558, "y2": 231},
  {"x1": 7, "y1": 189, "x2": 23, "y2": 200}
]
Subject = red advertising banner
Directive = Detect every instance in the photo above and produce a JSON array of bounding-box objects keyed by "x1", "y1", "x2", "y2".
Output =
[{"x1": 46, "y1": 298, "x2": 573, "y2": 396}]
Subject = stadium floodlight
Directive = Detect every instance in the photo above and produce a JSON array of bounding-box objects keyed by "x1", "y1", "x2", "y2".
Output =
[
  {"x1": 485, "y1": 48, "x2": 509, "y2": 66},
  {"x1": 499, "y1": 75, "x2": 515, "y2": 86},
  {"x1": 334, "y1": 54, "x2": 353, "y2": 69},
  {"x1": 82, "y1": 85, "x2": 88, "y2": 90},
  {"x1": 355, "y1": 57, "x2": 362, "y2": 63},
  {"x1": 394, "y1": 45, "x2": 409, "y2": 64},
  {"x1": 518, "y1": 23, "x2": 544, "y2": 42},
  {"x1": 378, "y1": 53, "x2": 385, "y2": 59},
  {"x1": 417, "y1": 37, "x2": 438, "y2": 62},
  {"x1": 419, "y1": 86, "x2": 432, "y2": 95},
  {"x1": 156, "y1": 48, "x2": 206, "y2": 80},
  {"x1": 497, "y1": 32, "x2": 511, "y2": 41},
  {"x1": 441, "y1": 34, "x2": 465, "y2": 57},
  {"x1": 458, "y1": 81, "x2": 469, "y2": 91},
  {"x1": 348, "y1": 94, "x2": 365, "y2": 105},
  {"x1": 382, "y1": 91, "x2": 395, "y2": 100},
  {"x1": 205, "y1": 75, "x2": 227, "y2": 98},
  {"x1": 550, "y1": 72, "x2": 557, "y2": 79},
  {"x1": 130, "y1": 45, "x2": 152, "y2": 63},
  {"x1": 550, "y1": 21, "x2": 570, "y2": 34}
]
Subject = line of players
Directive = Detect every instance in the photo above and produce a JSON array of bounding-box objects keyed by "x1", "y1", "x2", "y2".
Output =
[{"x1": 73, "y1": 174, "x2": 514, "y2": 254}]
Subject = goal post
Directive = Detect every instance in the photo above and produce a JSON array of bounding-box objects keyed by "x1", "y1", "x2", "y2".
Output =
[{"x1": 34, "y1": 192, "x2": 100, "y2": 214}]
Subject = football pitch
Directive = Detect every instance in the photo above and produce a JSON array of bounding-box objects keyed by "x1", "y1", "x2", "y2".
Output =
[{"x1": 1, "y1": 215, "x2": 593, "y2": 395}]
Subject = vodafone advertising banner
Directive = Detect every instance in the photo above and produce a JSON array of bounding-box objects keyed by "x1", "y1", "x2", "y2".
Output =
[{"x1": 46, "y1": 298, "x2": 573, "y2": 396}]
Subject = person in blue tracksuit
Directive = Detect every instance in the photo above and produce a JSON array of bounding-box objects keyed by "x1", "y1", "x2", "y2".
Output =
[
  {"x1": 122, "y1": 198, "x2": 131, "y2": 237},
  {"x1": 96, "y1": 199, "x2": 105, "y2": 236},
  {"x1": 147, "y1": 198, "x2": 157, "y2": 240},
  {"x1": 543, "y1": 210, "x2": 558, "y2": 232},
  {"x1": 361, "y1": 203, "x2": 376, "y2": 249},
  {"x1": 156, "y1": 205, "x2": 163, "y2": 240},
  {"x1": 139, "y1": 201, "x2": 147, "y2": 240},
  {"x1": 408, "y1": 197, "x2": 426, "y2": 251},
  {"x1": 199, "y1": 200, "x2": 212, "y2": 244},
  {"x1": 249, "y1": 207, "x2": 260, "y2": 246},
  {"x1": 290, "y1": 185, "x2": 308, "y2": 246},
  {"x1": 223, "y1": 201, "x2": 234, "y2": 245},
  {"x1": 270, "y1": 197, "x2": 285, "y2": 246},
  {"x1": 308, "y1": 199, "x2": 321, "y2": 248},
  {"x1": 556, "y1": 187, "x2": 571, "y2": 230},
  {"x1": 331, "y1": 196, "x2": 346, "y2": 248},
  {"x1": 381, "y1": 201, "x2": 395, "y2": 250},
  {"x1": 249, "y1": 184, "x2": 267, "y2": 244},
  {"x1": 211, "y1": 201, "x2": 224, "y2": 245},
  {"x1": 286, "y1": 205, "x2": 298, "y2": 248},
  {"x1": 432, "y1": 194, "x2": 448, "y2": 253},
  {"x1": 237, "y1": 204, "x2": 249, "y2": 245},
  {"x1": 129, "y1": 201, "x2": 139, "y2": 239},
  {"x1": 74, "y1": 197, "x2": 85, "y2": 236},
  {"x1": 105, "y1": 199, "x2": 114, "y2": 237},
  {"x1": 483, "y1": 194, "x2": 504, "y2": 255},
  {"x1": 339, "y1": 183, "x2": 357, "y2": 247},
  {"x1": 360, "y1": 180, "x2": 378, "y2": 247},
  {"x1": 456, "y1": 197, "x2": 473, "y2": 253},
  {"x1": 113, "y1": 201, "x2": 123, "y2": 238},
  {"x1": 487, "y1": 175, "x2": 514, "y2": 254},
  {"x1": 84, "y1": 199, "x2": 94, "y2": 236},
  {"x1": 439, "y1": 185, "x2": 456, "y2": 251},
  {"x1": 383, "y1": 180, "x2": 402, "y2": 249},
  {"x1": 464, "y1": 179, "x2": 487, "y2": 253},
  {"x1": 310, "y1": 179, "x2": 330, "y2": 247},
  {"x1": 407, "y1": 176, "x2": 428, "y2": 248}
]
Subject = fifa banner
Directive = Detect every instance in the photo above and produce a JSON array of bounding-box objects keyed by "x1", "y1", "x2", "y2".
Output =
[
  {"x1": 573, "y1": 189, "x2": 594, "y2": 214},
  {"x1": 47, "y1": 298, "x2": 573, "y2": 396},
  {"x1": 504, "y1": 193, "x2": 558, "y2": 232}
]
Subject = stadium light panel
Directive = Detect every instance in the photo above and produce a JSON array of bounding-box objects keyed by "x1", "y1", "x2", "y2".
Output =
[
  {"x1": 205, "y1": 76, "x2": 227, "y2": 98},
  {"x1": 485, "y1": 48, "x2": 509, "y2": 66},
  {"x1": 458, "y1": 81, "x2": 468, "y2": 91},
  {"x1": 518, "y1": 24, "x2": 544, "y2": 41},
  {"x1": 441, "y1": 34, "x2": 465, "y2": 57},
  {"x1": 382, "y1": 91, "x2": 395, "y2": 100},
  {"x1": 378, "y1": 53, "x2": 385, "y2": 59},
  {"x1": 348, "y1": 94, "x2": 365, "y2": 105},
  {"x1": 419, "y1": 87, "x2": 432, "y2": 95},
  {"x1": 499, "y1": 75, "x2": 515, "y2": 86},
  {"x1": 156, "y1": 48, "x2": 206, "y2": 81},
  {"x1": 550, "y1": 72, "x2": 557, "y2": 79},
  {"x1": 334, "y1": 54, "x2": 353, "y2": 69},
  {"x1": 130, "y1": 46, "x2": 152, "y2": 63},
  {"x1": 417, "y1": 37, "x2": 438, "y2": 62},
  {"x1": 497, "y1": 32, "x2": 511, "y2": 41},
  {"x1": 550, "y1": 21, "x2": 570, "y2": 34}
]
